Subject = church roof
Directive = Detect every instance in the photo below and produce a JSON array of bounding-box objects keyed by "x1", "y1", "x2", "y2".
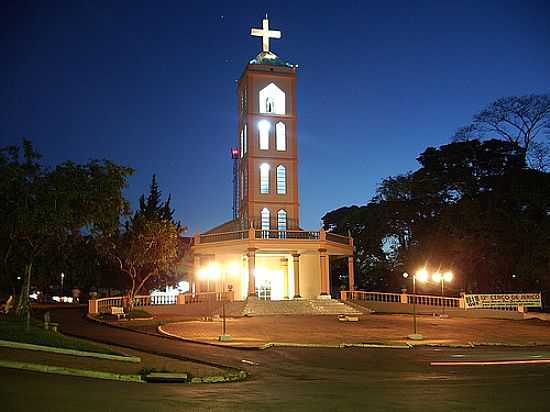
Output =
[{"x1": 249, "y1": 51, "x2": 295, "y2": 68}]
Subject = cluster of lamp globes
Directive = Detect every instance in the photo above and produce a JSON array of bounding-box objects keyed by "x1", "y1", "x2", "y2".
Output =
[
  {"x1": 402, "y1": 268, "x2": 453, "y2": 284},
  {"x1": 197, "y1": 263, "x2": 242, "y2": 280}
]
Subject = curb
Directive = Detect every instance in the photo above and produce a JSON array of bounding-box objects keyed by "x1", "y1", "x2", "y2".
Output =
[
  {"x1": 86, "y1": 314, "x2": 249, "y2": 363},
  {"x1": 156, "y1": 327, "x2": 550, "y2": 351},
  {"x1": 265, "y1": 342, "x2": 343, "y2": 349},
  {"x1": 431, "y1": 359, "x2": 550, "y2": 366},
  {"x1": 343, "y1": 343, "x2": 411, "y2": 349},
  {"x1": 158, "y1": 325, "x2": 266, "y2": 350},
  {"x1": 470, "y1": 342, "x2": 541, "y2": 348},
  {"x1": 407, "y1": 342, "x2": 475, "y2": 348},
  {"x1": 0, "y1": 339, "x2": 141, "y2": 363},
  {"x1": 157, "y1": 327, "x2": 413, "y2": 350},
  {"x1": 0, "y1": 360, "x2": 144, "y2": 383}
]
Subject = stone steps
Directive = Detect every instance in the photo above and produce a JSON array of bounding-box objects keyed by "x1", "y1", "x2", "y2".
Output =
[{"x1": 232, "y1": 299, "x2": 364, "y2": 316}]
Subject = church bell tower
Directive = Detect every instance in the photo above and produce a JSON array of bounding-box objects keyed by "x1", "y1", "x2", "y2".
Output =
[{"x1": 236, "y1": 17, "x2": 299, "y2": 232}]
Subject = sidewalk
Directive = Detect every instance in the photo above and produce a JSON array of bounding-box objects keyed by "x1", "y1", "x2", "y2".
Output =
[{"x1": 159, "y1": 314, "x2": 550, "y2": 348}]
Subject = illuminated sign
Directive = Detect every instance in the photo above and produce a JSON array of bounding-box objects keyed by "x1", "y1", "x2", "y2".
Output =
[{"x1": 464, "y1": 293, "x2": 542, "y2": 308}]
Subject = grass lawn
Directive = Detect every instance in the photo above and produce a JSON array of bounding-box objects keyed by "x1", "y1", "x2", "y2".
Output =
[{"x1": 0, "y1": 315, "x2": 120, "y2": 355}]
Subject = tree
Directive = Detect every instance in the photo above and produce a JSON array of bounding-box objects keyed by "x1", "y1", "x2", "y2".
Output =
[
  {"x1": 0, "y1": 140, "x2": 133, "y2": 318},
  {"x1": 324, "y1": 139, "x2": 550, "y2": 294},
  {"x1": 454, "y1": 94, "x2": 550, "y2": 170},
  {"x1": 98, "y1": 217, "x2": 182, "y2": 311},
  {"x1": 97, "y1": 175, "x2": 186, "y2": 310}
]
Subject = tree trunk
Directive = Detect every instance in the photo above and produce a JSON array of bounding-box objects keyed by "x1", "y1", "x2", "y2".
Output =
[{"x1": 16, "y1": 262, "x2": 32, "y2": 330}]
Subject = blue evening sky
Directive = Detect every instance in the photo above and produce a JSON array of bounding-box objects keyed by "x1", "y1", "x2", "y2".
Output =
[{"x1": 2, "y1": 0, "x2": 549, "y2": 233}]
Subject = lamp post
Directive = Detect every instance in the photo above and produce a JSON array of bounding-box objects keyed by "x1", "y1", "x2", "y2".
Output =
[
  {"x1": 432, "y1": 271, "x2": 453, "y2": 316},
  {"x1": 403, "y1": 268, "x2": 428, "y2": 340},
  {"x1": 60, "y1": 273, "x2": 65, "y2": 297}
]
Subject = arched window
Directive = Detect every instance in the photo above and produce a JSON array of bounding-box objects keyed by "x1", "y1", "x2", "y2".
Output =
[
  {"x1": 261, "y1": 208, "x2": 270, "y2": 231},
  {"x1": 260, "y1": 163, "x2": 270, "y2": 194},
  {"x1": 276, "y1": 165, "x2": 286, "y2": 194},
  {"x1": 243, "y1": 168, "x2": 248, "y2": 197},
  {"x1": 240, "y1": 128, "x2": 244, "y2": 158},
  {"x1": 276, "y1": 122, "x2": 286, "y2": 151},
  {"x1": 243, "y1": 123, "x2": 247, "y2": 154},
  {"x1": 265, "y1": 97, "x2": 275, "y2": 113},
  {"x1": 258, "y1": 120, "x2": 270, "y2": 150},
  {"x1": 259, "y1": 83, "x2": 286, "y2": 115},
  {"x1": 277, "y1": 209, "x2": 287, "y2": 231}
]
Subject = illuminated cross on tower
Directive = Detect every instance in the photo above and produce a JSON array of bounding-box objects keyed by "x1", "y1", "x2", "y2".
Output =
[{"x1": 250, "y1": 16, "x2": 281, "y2": 53}]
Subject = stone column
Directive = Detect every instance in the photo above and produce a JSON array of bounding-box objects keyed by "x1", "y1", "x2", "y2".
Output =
[
  {"x1": 319, "y1": 249, "x2": 330, "y2": 297},
  {"x1": 348, "y1": 256, "x2": 355, "y2": 291},
  {"x1": 193, "y1": 255, "x2": 201, "y2": 294},
  {"x1": 292, "y1": 254, "x2": 301, "y2": 298},
  {"x1": 281, "y1": 258, "x2": 289, "y2": 299},
  {"x1": 247, "y1": 248, "x2": 257, "y2": 298}
]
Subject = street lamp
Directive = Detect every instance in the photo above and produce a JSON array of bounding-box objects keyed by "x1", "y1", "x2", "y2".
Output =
[
  {"x1": 432, "y1": 271, "x2": 453, "y2": 297},
  {"x1": 60, "y1": 273, "x2": 65, "y2": 296},
  {"x1": 403, "y1": 269, "x2": 428, "y2": 340},
  {"x1": 432, "y1": 270, "x2": 453, "y2": 316}
]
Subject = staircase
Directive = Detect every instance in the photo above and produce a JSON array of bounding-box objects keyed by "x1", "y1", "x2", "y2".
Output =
[{"x1": 230, "y1": 299, "x2": 364, "y2": 316}]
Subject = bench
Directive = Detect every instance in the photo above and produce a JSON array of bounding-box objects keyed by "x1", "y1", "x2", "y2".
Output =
[
  {"x1": 111, "y1": 306, "x2": 126, "y2": 320},
  {"x1": 43, "y1": 321, "x2": 59, "y2": 332}
]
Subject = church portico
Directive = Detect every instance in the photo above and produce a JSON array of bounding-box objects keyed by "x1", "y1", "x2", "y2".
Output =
[
  {"x1": 191, "y1": 227, "x2": 353, "y2": 300},
  {"x1": 189, "y1": 16, "x2": 355, "y2": 302}
]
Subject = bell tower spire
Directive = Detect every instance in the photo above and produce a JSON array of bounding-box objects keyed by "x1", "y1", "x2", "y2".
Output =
[{"x1": 237, "y1": 17, "x2": 299, "y2": 231}]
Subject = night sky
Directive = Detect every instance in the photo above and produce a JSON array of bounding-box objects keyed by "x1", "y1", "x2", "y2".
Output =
[{"x1": 2, "y1": 1, "x2": 549, "y2": 233}]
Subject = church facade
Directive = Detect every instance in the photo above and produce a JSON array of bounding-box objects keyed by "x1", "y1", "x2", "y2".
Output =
[{"x1": 190, "y1": 18, "x2": 354, "y2": 301}]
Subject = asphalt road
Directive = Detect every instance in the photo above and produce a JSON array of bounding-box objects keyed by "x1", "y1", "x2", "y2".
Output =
[{"x1": 2, "y1": 308, "x2": 550, "y2": 411}]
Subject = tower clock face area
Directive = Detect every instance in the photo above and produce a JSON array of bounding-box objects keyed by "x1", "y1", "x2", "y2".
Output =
[{"x1": 237, "y1": 60, "x2": 299, "y2": 230}]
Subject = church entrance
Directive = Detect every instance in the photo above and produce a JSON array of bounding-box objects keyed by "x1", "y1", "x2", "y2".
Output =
[{"x1": 256, "y1": 279, "x2": 272, "y2": 300}]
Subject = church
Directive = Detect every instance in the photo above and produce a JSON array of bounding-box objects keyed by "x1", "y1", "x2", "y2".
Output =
[{"x1": 190, "y1": 17, "x2": 354, "y2": 301}]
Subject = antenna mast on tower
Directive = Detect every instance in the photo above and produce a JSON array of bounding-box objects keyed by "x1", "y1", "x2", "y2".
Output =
[{"x1": 231, "y1": 147, "x2": 240, "y2": 219}]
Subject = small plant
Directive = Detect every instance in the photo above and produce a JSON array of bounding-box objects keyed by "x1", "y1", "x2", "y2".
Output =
[{"x1": 126, "y1": 309, "x2": 152, "y2": 319}]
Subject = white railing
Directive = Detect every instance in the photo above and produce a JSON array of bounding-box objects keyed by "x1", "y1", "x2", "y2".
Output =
[
  {"x1": 408, "y1": 293, "x2": 460, "y2": 308},
  {"x1": 341, "y1": 290, "x2": 524, "y2": 311},
  {"x1": 96, "y1": 296, "x2": 124, "y2": 313},
  {"x1": 181, "y1": 291, "x2": 233, "y2": 304},
  {"x1": 341, "y1": 291, "x2": 402, "y2": 303},
  {"x1": 95, "y1": 294, "x2": 172, "y2": 313},
  {"x1": 92, "y1": 291, "x2": 234, "y2": 314},
  {"x1": 150, "y1": 294, "x2": 178, "y2": 305}
]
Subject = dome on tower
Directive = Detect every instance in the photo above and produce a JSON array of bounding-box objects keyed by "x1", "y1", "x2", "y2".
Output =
[{"x1": 249, "y1": 51, "x2": 295, "y2": 68}]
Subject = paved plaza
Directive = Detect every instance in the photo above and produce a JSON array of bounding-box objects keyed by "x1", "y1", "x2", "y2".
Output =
[{"x1": 160, "y1": 313, "x2": 550, "y2": 347}]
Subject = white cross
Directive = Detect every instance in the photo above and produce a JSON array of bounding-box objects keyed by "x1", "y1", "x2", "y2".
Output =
[{"x1": 250, "y1": 17, "x2": 281, "y2": 53}]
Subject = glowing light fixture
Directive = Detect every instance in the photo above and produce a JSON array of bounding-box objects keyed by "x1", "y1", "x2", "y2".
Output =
[
  {"x1": 415, "y1": 268, "x2": 429, "y2": 282},
  {"x1": 432, "y1": 271, "x2": 442, "y2": 283}
]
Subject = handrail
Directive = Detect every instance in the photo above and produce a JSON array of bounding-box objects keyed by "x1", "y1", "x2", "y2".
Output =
[
  {"x1": 200, "y1": 230, "x2": 248, "y2": 243},
  {"x1": 326, "y1": 232, "x2": 351, "y2": 245},
  {"x1": 341, "y1": 290, "x2": 460, "y2": 308},
  {"x1": 255, "y1": 230, "x2": 320, "y2": 240},
  {"x1": 341, "y1": 291, "x2": 402, "y2": 303}
]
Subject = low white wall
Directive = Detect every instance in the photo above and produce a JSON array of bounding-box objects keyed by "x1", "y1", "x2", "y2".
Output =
[{"x1": 354, "y1": 301, "x2": 524, "y2": 320}]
